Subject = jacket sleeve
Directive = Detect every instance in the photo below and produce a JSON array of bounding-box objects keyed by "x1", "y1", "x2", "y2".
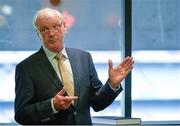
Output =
[
  {"x1": 88, "y1": 53, "x2": 123, "y2": 112},
  {"x1": 14, "y1": 64, "x2": 54, "y2": 124}
]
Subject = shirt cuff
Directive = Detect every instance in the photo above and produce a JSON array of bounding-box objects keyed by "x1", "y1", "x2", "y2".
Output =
[
  {"x1": 108, "y1": 81, "x2": 121, "y2": 92},
  {"x1": 51, "y1": 98, "x2": 59, "y2": 114}
]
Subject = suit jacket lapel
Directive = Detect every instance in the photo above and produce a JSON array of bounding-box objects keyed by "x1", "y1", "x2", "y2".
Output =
[
  {"x1": 37, "y1": 47, "x2": 63, "y2": 90},
  {"x1": 37, "y1": 47, "x2": 79, "y2": 106},
  {"x1": 66, "y1": 48, "x2": 80, "y2": 107}
]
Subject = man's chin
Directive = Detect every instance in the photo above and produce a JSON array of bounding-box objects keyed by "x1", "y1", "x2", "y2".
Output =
[{"x1": 51, "y1": 46, "x2": 63, "y2": 53}]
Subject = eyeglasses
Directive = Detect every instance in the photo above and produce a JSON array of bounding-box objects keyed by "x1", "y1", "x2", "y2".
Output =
[{"x1": 38, "y1": 20, "x2": 63, "y2": 34}]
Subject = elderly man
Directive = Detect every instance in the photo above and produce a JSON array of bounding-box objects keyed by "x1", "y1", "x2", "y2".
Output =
[{"x1": 14, "y1": 8, "x2": 134, "y2": 125}]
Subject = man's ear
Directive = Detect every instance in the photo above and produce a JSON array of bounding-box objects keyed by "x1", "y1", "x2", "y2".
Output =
[
  {"x1": 36, "y1": 30, "x2": 42, "y2": 41},
  {"x1": 63, "y1": 21, "x2": 67, "y2": 33},
  {"x1": 63, "y1": 21, "x2": 66, "y2": 28}
]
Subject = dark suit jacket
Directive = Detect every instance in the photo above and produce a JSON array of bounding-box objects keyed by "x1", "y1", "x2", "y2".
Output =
[{"x1": 14, "y1": 47, "x2": 122, "y2": 125}]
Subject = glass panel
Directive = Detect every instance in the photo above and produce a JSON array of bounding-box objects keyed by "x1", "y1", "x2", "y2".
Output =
[
  {"x1": 0, "y1": 0, "x2": 124, "y2": 123},
  {"x1": 61, "y1": 0, "x2": 124, "y2": 116},
  {"x1": 132, "y1": 0, "x2": 180, "y2": 121}
]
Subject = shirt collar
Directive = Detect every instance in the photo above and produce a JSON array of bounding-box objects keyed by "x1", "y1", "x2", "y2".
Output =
[
  {"x1": 42, "y1": 45, "x2": 68, "y2": 61},
  {"x1": 61, "y1": 47, "x2": 68, "y2": 59}
]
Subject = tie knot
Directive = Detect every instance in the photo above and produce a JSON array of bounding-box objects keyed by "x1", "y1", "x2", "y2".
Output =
[{"x1": 55, "y1": 53, "x2": 64, "y2": 60}]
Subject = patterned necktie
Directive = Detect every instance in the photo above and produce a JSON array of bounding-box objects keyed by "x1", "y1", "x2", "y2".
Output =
[{"x1": 55, "y1": 53, "x2": 74, "y2": 97}]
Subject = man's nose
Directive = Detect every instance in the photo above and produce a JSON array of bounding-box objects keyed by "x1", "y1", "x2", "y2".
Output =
[{"x1": 49, "y1": 29, "x2": 55, "y2": 37}]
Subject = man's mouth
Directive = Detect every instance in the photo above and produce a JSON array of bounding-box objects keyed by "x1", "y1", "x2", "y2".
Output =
[{"x1": 49, "y1": 39, "x2": 56, "y2": 43}]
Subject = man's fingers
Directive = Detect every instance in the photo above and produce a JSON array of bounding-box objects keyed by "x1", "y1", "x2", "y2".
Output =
[
  {"x1": 121, "y1": 56, "x2": 130, "y2": 66},
  {"x1": 124, "y1": 58, "x2": 134, "y2": 71},
  {"x1": 120, "y1": 56, "x2": 134, "y2": 69},
  {"x1": 62, "y1": 96, "x2": 78, "y2": 101},
  {"x1": 108, "y1": 59, "x2": 113, "y2": 69},
  {"x1": 58, "y1": 88, "x2": 66, "y2": 96},
  {"x1": 54, "y1": 95, "x2": 78, "y2": 110},
  {"x1": 125, "y1": 66, "x2": 133, "y2": 76}
]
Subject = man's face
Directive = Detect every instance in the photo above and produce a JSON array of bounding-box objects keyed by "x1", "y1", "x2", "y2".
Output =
[{"x1": 36, "y1": 12, "x2": 66, "y2": 52}]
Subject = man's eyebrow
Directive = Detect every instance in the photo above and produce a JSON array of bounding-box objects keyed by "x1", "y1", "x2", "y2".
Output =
[
  {"x1": 39, "y1": 23, "x2": 60, "y2": 28},
  {"x1": 38, "y1": 26, "x2": 48, "y2": 29}
]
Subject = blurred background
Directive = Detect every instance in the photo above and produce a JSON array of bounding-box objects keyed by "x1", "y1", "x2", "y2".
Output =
[{"x1": 0, "y1": 0, "x2": 180, "y2": 124}]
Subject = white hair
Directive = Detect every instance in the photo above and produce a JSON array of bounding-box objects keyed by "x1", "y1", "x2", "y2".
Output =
[{"x1": 33, "y1": 8, "x2": 63, "y2": 30}]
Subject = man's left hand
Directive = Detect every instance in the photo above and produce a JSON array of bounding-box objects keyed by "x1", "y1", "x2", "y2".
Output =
[{"x1": 108, "y1": 56, "x2": 134, "y2": 89}]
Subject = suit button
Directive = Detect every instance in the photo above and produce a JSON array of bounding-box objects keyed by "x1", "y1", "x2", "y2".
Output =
[{"x1": 74, "y1": 111, "x2": 77, "y2": 116}]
